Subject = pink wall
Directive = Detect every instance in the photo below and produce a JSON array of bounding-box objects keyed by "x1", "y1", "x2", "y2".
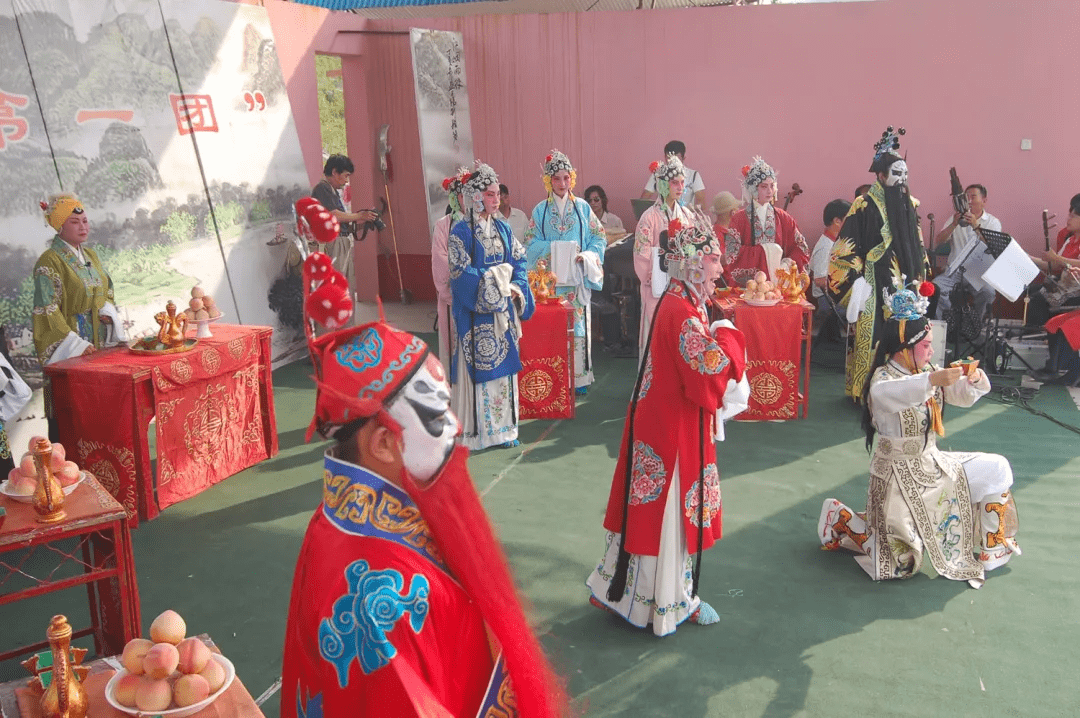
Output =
[{"x1": 264, "y1": 0, "x2": 1080, "y2": 300}]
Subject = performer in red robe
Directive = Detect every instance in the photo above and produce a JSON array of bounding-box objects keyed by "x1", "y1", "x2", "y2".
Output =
[
  {"x1": 281, "y1": 249, "x2": 567, "y2": 718},
  {"x1": 588, "y1": 216, "x2": 749, "y2": 636},
  {"x1": 723, "y1": 156, "x2": 808, "y2": 287}
]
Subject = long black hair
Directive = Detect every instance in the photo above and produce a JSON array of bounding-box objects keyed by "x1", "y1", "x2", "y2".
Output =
[{"x1": 860, "y1": 316, "x2": 932, "y2": 453}]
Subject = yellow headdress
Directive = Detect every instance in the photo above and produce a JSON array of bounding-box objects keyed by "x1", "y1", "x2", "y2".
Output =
[{"x1": 41, "y1": 193, "x2": 85, "y2": 232}]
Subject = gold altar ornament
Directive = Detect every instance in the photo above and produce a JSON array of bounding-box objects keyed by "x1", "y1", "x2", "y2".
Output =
[
  {"x1": 528, "y1": 259, "x2": 557, "y2": 303},
  {"x1": 155, "y1": 301, "x2": 189, "y2": 348},
  {"x1": 32, "y1": 438, "x2": 66, "y2": 524},
  {"x1": 776, "y1": 259, "x2": 811, "y2": 304},
  {"x1": 21, "y1": 616, "x2": 89, "y2": 718}
]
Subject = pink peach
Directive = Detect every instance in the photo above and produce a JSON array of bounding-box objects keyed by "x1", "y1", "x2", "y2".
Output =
[
  {"x1": 134, "y1": 678, "x2": 172, "y2": 713},
  {"x1": 198, "y1": 657, "x2": 226, "y2": 693},
  {"x1": 121, "y1": 639, "x2": 154, "y2": 675},
  {"x1": 112, "y1": 673, "x2": 141, "y2": 707},
  {"x1": 173, "y1": 674, "x2": 210, "y2": 707},
  {"x1": 19, "y1": 454, "x2": 36, "y2": 477},
  {"x1": 191, "y1": 286, "x2": 205, "y2": 298},
  {"x1": 143, "y1": 643, "x2": 180, "y2": 680},
  {"x1": 176, "y1": 637, "x2": 211, "y2": 674},
  {"x1": 8, "y1": 475, "x2": 36, "y2": 497},
  {"x1": 201, "y1": 295, "x2": 215, "y2": 307},
  {"x1": 58, "y1": 461, "x2": 81, "y2": 486},
  {"x1": 149, "y1": 610, "x2": 186, "y2": 644},
  {"x1": 195, "y1": 309, "x2": 209, "y2": 320},
  {"x1": 189, "y1": 298, "x2": 204, "y2": 312}
]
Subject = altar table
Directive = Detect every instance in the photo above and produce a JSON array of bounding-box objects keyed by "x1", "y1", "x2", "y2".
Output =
[
  {"x1": 711, "y1": 296, "x2": 813, "y2": 421},
  {"x1": 44, "y1": 325, "x2": 278, "y2": 527},
  {"x1": 518, "y1": 300, "x2": 576, "y2": 420},
  {"x1": 0, "y1": 474, "x2": 140, "y2": 663}
]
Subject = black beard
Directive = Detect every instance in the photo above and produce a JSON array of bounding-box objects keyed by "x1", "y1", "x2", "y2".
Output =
[{"x1": 883, "y1": 183, "x2": 922, "y2": 280}]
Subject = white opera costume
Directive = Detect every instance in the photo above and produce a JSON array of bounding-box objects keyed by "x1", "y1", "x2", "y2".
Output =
[{"x1": 819, "y1": 362, "x2": 1020, "y2": 588}]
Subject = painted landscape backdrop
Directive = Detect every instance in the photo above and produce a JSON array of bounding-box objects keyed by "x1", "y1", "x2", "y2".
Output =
[{"x1": 0, "y1": 0, "x2": 310, "y2": 384}]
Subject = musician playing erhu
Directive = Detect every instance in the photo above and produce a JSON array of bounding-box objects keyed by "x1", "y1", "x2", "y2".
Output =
[
  {"x1": 722, "y1": 156, "x2": 809, "y2": 287},
  {"x1": 1025, "y1": 193, "x2": 1080, "y2": 327},
  {"x1": 931, "y1": 183, "x2": 1001, "y2": 322}
]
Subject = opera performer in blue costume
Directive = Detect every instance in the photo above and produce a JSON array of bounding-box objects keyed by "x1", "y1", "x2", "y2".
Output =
[
  {"x1": 523, "y1": 149, "x2": 606, "y2": 395},
  {"x1": 448, "y1": 160, "x2": 535, "y2": 450}
]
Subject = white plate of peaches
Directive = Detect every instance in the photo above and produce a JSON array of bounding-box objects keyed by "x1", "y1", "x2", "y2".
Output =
[{"x1": 105, "y1": 610, "x2": 235, "y2": 718}]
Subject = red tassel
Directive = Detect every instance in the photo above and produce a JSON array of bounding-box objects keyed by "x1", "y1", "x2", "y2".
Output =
[
  {"x1": 919, "y1": 281, "x2": 935, "y2": 297},
  {"x1": 649, "y1": 161, "x2": 660, "y2": 173},
  {"x1": 39, "y1": 200, "x2": 48, "y2": 211}
]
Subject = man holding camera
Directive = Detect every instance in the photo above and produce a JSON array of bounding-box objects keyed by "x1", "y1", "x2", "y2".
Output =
[{"x1": 312, "y1": 154, "x2": 378, "y2": 295}]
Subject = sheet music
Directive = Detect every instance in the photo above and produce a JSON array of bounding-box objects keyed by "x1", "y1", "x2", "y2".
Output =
[
  {"x1": 943, "y1": 236, "x2": 994, "y2": 290},
  {"x1": 549, "y1": 240, "x2": 577, "y2": 286},
  {"x1": 980, "y1": 239, "x2": 1040, "y2": 302}
]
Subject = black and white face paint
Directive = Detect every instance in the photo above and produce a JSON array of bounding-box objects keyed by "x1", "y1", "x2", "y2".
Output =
[
  {"x1": 387, "y1": 355, "x2": 460, "y2": 482},
  {"x1": 885, "y1": 160, "x2": 908, "y2": 188}
]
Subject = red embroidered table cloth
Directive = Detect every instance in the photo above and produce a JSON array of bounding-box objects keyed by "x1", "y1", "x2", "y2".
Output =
[
  {"x1": 517, "y1": 300, "x2": 575, "y2": 420},
  {"x1": 44, "y1": 325, "x2": 278, "y2": 526},
  {"x1": 712, "y1": 297, "x2": 813, "y2": 421}
]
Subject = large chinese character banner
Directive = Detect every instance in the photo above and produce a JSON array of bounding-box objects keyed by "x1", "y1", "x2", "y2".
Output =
[
  {"x1": 0, "y1": 0, "x2": 309, "y2": 388},
  {"x1": 409, "y1": 29, "x2": 475, "y2": 237}
]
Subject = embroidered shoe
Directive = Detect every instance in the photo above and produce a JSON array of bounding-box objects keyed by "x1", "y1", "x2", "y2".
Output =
[
  {"x1": 575, "y1": 386, "x2": 588, "y2": 396},
  {"x1": 689, "y1": 601, "x2": 720, "y2": 625}
]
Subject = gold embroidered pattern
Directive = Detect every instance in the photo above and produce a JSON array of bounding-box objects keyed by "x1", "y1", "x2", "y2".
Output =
[
  {"x1": 76, "y1": 437, "x2": 138, "y2": 519},
  {"x1": 482, "y1": 675, "x2": 517, "y2": 718},
  {"x1": 227, "y1": 337, "x2": 246, "y2": 360},
  {"x1": 183, "y1": 382, "x2": 239, "y2": 466},
  {"x1": 323, "y1": 471, "x2": 442, "y2": 561},
  {"x1": 171, "y1": 357, "x2": 194, "y2": 384},
  {"x1": 233, "y1": 364, "x2": 260, "y2": 390},
  {"x1": 157, "y1": 396, "x2": 183, "y2": 424},
  {"x1": 33, "y1": 265, "x2": 63, "y2": 316},
  {"x1": 201, "y1": 348, "x2": 221, "y2": 375}
]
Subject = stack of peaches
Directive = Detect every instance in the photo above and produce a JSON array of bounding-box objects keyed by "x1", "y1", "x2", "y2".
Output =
[
  {"x1": 112, "y1": 610, "x2": 228, "y2": 712},
  {"x1": 182, "y1": 286, "x2": 222, "y2": 322},
  {"x1": 3, "y1": 437, "x2": 81, "y2": 497}
]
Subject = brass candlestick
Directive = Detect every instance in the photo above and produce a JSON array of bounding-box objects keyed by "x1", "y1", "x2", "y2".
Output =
[{"x1": 32, "y1": 439, "x2": 66, "y2": 524}]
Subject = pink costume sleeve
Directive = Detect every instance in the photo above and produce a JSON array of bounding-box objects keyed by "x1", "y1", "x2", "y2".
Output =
[
  {"x1": 633, "y1": 209, "x2": 658, "y2": 292},
  {"x1": 431, "y1": 216, "x2": 452, "y2": 305}
]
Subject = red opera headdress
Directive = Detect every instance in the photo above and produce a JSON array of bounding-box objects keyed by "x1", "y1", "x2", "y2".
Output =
[{"x1": 305, "y1": 320, "x2": 430, "y2": 442}]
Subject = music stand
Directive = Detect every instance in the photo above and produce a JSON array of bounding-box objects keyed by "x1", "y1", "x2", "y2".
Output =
[{"x1": 974, "y1": 229, "x2": 1041, "y2": 374}]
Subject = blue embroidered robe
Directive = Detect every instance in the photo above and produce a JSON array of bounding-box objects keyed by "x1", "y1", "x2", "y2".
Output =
[
  {"x1": 523, "y1": 194, "x2": 606, "y2": 338},
  {"x1": 447, "y1": 214, "x2": 535, "y2": 384},
  {"x1": 281, "y1": 453, "x2": 511, "y2": 718}
]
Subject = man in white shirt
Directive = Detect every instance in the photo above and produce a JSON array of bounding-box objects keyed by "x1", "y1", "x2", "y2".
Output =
[
  {"x1": 498, "y1": 183, "x2": 529, "y2": 241},
  {"x1": 932, "y1": 184, "x2": 1001, "y2": 321},
  {"x1": 640, "y1": 140, "x2": 705, "y2": 209},
  {"x1": 809, "y1": 199, "x2": 850, "y2": 338}
]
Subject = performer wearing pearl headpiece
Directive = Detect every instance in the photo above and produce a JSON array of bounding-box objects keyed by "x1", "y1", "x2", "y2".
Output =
[
  {"x1": 634, "y1": 154, "x2": 696, "y2": 359},
  {"x1": 818, "y1": 278, "x2": 1020, "y2": 587},
  {"x1": 722, "y1": 156, "x2": 808, "y2": 286},
  {"x1": 589, "y1": 215, "x2": 750, "y2": 635},
  {"x1": 447, "y1": 160, "x2": 535, "y2": 450},
  {"x1": 523, "y1": 150, "x2": 606, "y2": 394}
]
